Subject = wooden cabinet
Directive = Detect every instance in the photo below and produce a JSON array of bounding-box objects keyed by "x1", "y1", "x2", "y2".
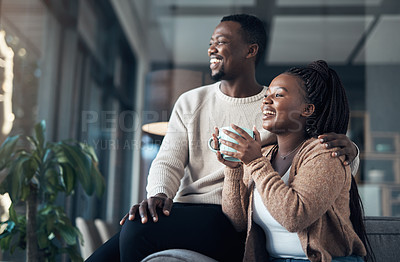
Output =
[
  {"x1": 351, "y1": 111, "x2": 400, "y2": 216},
  {"x1": 359, "y1": 128, "x2": 400, "y2": 216}
]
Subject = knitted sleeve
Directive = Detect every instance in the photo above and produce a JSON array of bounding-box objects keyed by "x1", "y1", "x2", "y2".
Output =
[
  {"x1": 222, "y1": 165, "x2": 250, "y2": 232},
  {"x1": 146, "y1": 97, "x2": 189, "y2": 199}
]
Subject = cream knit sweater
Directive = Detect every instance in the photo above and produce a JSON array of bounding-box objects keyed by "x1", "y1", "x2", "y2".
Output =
[{"x1": 146, "y1": 82, "x2": 273, "y2": 204}]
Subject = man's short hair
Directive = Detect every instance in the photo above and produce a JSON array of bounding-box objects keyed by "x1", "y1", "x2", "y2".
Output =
[{"x1": 221, "y1": 14, "x2": 267, "y2": 65}]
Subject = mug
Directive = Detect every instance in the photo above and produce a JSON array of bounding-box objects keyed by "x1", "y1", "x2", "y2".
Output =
[{"x1": 208, "y1": 126, "x2": 254, "y2": 162}]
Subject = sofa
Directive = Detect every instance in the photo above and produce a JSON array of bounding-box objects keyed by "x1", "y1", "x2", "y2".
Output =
[{"x1": 142, "y1": 216, "x2": 400, "y2": 262}]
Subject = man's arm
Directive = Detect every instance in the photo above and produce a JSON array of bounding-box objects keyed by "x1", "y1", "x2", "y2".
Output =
[{"x1": 120, "y1": 101, "x2": 190, "y2": 225}]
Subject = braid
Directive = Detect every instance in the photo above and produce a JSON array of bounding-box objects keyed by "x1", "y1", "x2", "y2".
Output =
[
  {"x1": 286, "y1": 60, "x2": 349, "y2": 137},
  {"x1": 286, "y1": 60, "x2": 374, "y2": 262}
]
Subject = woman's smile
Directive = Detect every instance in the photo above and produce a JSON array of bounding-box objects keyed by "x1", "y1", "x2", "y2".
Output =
[{"x1": 262, "y1": 107, "x2": 276, "y2": 121}]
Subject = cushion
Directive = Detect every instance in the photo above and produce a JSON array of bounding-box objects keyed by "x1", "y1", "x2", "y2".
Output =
[
  {"x1": 365, "y1": 216, "x2": 400, "y2": 262},
  {"x1": 141, "y1": 249, "x2": 217, "y2": 262}
]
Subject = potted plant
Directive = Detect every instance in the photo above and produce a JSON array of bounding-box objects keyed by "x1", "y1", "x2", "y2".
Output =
[{"x1": 0, "y1": 120, "x2": 105, "y2": 262}]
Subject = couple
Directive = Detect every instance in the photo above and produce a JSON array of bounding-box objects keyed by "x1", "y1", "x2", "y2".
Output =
[{"x1": 87, "y1": 14, "x2": 372, "y2": 262}]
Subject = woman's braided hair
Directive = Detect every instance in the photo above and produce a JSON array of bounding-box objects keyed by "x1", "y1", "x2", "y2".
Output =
[
  {"x1": 286, "y1": 60, "x2": 349, "y2": 138},
  {"x1": 285, "y1": 60, "x2": 375, "y2": 262}
]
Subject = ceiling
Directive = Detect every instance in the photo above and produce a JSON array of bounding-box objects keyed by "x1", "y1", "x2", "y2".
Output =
[
  {"x1": 0, "y1": 0, "x2": 398, "y2": 67},
  {"x1": 149, "y1": 0, "x2": 400, "y2": 66}
]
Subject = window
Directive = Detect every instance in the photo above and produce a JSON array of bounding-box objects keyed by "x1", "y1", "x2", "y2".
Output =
[{"x1": 143, "y1": 0, "x2": 400, "y2": 217}]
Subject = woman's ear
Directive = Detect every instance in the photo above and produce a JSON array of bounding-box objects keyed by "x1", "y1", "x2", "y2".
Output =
[
  {"x1": 302, "y1": 104, "x2": 315, "y2": 117},
  {"x1": 246, "y1": 44, "x2": 259, "y2": 59}
]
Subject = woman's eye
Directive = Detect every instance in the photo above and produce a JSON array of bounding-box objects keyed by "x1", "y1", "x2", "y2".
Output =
[{"x1": 275, "y1": 93, "x2": 283, "y2": 97}]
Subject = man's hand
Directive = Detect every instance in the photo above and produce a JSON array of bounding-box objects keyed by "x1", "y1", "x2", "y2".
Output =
[
  {"x1": 318, "y1": 132, "x2": 357, "y2": 166},
  {"x1": 119, "y1": 193, "x2": 173, "y2": 225}
]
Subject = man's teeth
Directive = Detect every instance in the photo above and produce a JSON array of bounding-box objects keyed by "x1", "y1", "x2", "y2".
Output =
[
  {"x1": 263, "y1": 110, "x2": 276, "y2": 115},
  {"x1": 210, "y1": 58, "x2": 222, "y2": 64}
]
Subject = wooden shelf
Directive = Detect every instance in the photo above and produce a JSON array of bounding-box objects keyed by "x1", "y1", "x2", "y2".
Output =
[{"x1": 352, "y1": 112, "x2": 400, "y2": 216}]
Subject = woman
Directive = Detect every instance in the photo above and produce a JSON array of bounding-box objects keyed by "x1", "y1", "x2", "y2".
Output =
[{"x1": 215, "y1": 60, "x2": 373, "y2": 262}]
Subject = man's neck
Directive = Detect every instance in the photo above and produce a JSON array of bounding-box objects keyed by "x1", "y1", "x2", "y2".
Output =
[{"x1": 219, "y1": 78, "x2": 263, "y2": 98}]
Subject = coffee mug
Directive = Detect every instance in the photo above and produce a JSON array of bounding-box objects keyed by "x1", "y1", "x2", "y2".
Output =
[{"x1": 208, "y1": 126, "x2": 254, "y2": 162}]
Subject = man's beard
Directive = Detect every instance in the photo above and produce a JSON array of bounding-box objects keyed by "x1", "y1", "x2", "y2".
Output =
[{"x1": 210, "y1": 66, "x2": 225, "y2": 81}]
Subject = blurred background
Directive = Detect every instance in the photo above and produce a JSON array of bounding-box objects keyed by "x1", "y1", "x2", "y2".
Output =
[{"x1": 0, "y1": 0, "x2": 399, "y2": 259}]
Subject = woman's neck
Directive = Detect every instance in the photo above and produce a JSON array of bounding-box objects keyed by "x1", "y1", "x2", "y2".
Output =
[
  {"x1": 276, "y1": 134, "x2": 307, "y2": 158},
  {"x1": 272, "y1": 133, "x2": 308, "y2": 176}
]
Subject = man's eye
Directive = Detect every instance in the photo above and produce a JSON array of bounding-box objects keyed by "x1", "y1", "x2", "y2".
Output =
[{"x1": 275, "y1": 93, "x2": 283, "y2": 97}]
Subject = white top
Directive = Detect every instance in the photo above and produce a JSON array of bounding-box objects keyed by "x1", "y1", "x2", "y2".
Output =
[{"x1": 253, "y1": 167, "x2": 308, "y2": 259}]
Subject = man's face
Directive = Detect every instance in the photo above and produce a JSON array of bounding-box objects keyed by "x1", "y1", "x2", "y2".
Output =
[{"x1": 208, "y1": 21, "x2": 249, "y2": 81}]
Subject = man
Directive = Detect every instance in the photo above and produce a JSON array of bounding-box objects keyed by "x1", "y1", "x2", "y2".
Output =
[{"x1": 87, "y1": 14, "x2": 358, "y2": 262}]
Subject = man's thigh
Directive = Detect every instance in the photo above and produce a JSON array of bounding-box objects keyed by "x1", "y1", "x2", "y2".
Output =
[{"x1": 119, "y1": 203, "x2": 245, "y2": 262}]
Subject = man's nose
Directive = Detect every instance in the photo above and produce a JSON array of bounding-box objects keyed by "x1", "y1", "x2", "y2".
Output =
[{"x1": 208, "y1": 44, "x2": 217, "y2": 56}]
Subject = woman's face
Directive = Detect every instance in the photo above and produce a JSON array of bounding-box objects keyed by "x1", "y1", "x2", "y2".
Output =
[{"x1": 261, "y1": 73, "x2": 312, "y2": 134}]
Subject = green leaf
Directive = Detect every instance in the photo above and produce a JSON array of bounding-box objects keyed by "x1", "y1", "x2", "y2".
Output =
[
  {"x1": 20, "y1": 183, "x2": 30, "y2": 201},
  {"x1": 61, "y1": 164, "x2": 75, "y2": 194},
  {"x1": 24, "y1": 156, "x2": 38, "y2": 184},
  {"x1": 53, "y1": 148, "x2": 70, "y2": 164},
  {"x1": 60, "y1": 143, "x2": 93, "y2": 195},
  {"x1": 8, "y1": 157, "x2": 27, "y2": 201},
  {"x1": 43, "y1": 168, "x2": 59, "y2": 194},
  {"x1": 8, "y1": 204, "x2": 17, "y2": 221},
  {"x1": 80, "y1": 142, "x2": 99, "y2": 162},
  {"x1": 58, "y1": 224, "x2": 78, "y2": 246},
  {"x1": 37, "y1": 230, "x2": 48, "y2": 249},
  {"x1": 35, "y1": 120, "x2": 46, "y2": 141},
  {"x1": 0, "y1": 135, "x2": 19, "y2": 170},
  {"x1": 26, "y1": 135, "x2": 38, "y2": 149},
  {"x1": 0, "y1": 234, "x2": 12, "y2": 250},
  {"x1": 91, "y1": 164, "x2": 105, "y2": 198},
  {"x1": 8, "y1": 155, "x2": 35, "y2": 202},
  {"x1": 42, "y1": 148, "x2": 53, "y2": 168}
]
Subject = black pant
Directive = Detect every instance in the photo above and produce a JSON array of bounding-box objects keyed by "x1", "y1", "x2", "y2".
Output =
[{"x1": 85, "y1": 203, "x2": 245, "y2": 262}]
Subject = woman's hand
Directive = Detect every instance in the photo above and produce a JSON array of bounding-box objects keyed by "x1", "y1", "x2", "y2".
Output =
[
  {"x1": 216, "y1": 151, "x2": 242, "y2": 168},
  {"x1": 219, "y1": 124, "x2": 263, "y2": 165}
]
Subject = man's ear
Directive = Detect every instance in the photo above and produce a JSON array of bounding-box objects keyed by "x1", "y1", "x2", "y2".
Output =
[
  {"x1": 246, "y1": 44, "x2": 259, "y2": 59},
  {"x1": 302, "y1": 104, "x2": 315, "y2": 117}
]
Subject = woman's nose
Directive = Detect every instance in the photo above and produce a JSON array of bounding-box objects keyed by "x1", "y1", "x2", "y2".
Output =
[{"x1": 263, "y1": 95, "x2": 272, "y2": 104}]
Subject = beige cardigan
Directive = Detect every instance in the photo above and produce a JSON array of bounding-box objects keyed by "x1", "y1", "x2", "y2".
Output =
[{"x1": 222, "y1": 138, "x2": 366, "y2": 262}]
